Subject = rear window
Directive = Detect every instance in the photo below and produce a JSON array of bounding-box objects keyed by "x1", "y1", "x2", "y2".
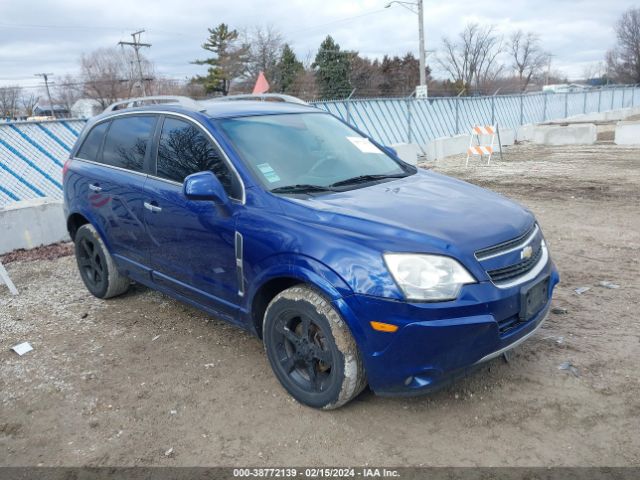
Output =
[
  {"x1": 77, "y1": 122, "x2": 109, "y2": 161},
  {"x1": 101, "y1": 115, "x2": 156, "y2": 172}
]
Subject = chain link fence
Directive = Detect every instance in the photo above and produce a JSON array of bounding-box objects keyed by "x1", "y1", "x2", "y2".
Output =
[
  {"x1": 312, "y1": 86, "x2": 640, "y2": 146},
  {"x1": 1, "y1": 86, "x2": 638, "y2": 207}
]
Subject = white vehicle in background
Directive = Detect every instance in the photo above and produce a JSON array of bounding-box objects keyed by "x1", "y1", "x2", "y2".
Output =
[{"x1": 543, "y1": 84, "x2": 590, "y2": 94}]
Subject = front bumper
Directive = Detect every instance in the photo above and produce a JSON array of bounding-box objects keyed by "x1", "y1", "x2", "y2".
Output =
[{"x1": 336, "y1": 259, "x2": 559, "y2": 395}]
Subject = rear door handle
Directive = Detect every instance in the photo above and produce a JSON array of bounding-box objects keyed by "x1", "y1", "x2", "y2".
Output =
[
  {"x1": 89, "y1": 183, "x2": 102, "y2": 192},
  {"x1": 144, "y1": 201, "x2": 162, "y2": 213}
]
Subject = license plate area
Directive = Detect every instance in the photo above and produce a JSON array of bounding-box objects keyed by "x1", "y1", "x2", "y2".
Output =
[{"x1": 519, "y1": 276, "x2": 549, "y2": 321}]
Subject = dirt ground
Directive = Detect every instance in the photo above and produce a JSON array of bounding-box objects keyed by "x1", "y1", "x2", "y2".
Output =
[{"x1": 1, "y1": 142, "x2": 639, "y2": 467}]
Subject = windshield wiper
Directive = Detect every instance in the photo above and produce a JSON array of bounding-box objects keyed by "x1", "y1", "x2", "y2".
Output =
[
  {"x1": 329, "y1": 173, "x2": 407, "y2": 188},
  {"x1": 270, "y1": 184, "x2": 336, "y2": 194}
]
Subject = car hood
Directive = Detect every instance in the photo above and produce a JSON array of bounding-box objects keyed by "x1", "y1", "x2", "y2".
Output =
[{"x1": 282, "y1": 170, "x2": 534, "y2": 255}]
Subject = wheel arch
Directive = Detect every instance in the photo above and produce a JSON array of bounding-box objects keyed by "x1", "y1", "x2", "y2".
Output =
[
  {"x1": 66, "y1": 210, "x2": 112, "y2": 252},
  {"x1": 66, "y1": 212, "x2": 90, "y2": 241},
  {"x1": 247, "y1": 254, "x2": 353, "y2": 338}
]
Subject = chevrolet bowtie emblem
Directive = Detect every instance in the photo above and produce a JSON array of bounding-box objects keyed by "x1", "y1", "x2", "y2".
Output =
[{"x1": 521, "y1": 245, "x2": 533, "y2": 260}]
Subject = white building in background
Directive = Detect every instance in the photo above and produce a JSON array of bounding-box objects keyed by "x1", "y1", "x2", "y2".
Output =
[{"x1": 71, "y1": 99, "x2": 103, "y2": 118}]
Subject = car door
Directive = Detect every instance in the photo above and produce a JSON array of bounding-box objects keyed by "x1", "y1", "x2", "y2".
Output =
[
  {"x1": 143, "y1": 115, "x2": 243, "y2": 317},
  {"x1": 75, "y1": 115, "x2": 156, "y2": 280}
]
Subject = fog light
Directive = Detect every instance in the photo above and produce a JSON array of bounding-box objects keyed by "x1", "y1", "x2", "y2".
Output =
[{"x1": 370, "y1": 321, "x2": 398, "y2": 332}]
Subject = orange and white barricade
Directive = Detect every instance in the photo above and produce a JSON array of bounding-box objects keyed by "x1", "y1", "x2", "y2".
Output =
[{"x1": 466, "y1": 125, "x2": 500, "y2": 167}]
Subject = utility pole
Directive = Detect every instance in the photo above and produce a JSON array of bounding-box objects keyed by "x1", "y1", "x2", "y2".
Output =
[
  {"x1": 417, "y1": 0, "x2": 426, "y2": 89},
  {"x1": 545, "y1": 54, "x2": 555, "y2": 86},
  {"x1": 118, "y1": 30, "x2": 151, "y2": 96},
  {"x1": 385, "y1": 1, "x2": 427, "y2": 97},
  {"x1": 34, "y1": 73, "x2": 56, "y2": 118}
]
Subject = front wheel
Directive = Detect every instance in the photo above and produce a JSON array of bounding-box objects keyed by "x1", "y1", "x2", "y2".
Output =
[
  {"x1": 263, "y1": 286, "x2": 367, "y2": 409},
  {"x1": 74, "y1": 223, "x2": 130, "y2": 299}
]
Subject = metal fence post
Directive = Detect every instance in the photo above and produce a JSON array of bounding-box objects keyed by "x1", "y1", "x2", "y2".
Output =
[
  {"x1": 406, "y1": 97, "x2": 413, "y2": 143},
  {"x1": 633, "y1": 86, "x2": 636, "y2": 107},
  {"x1": 491, "y1": 95, "x2": 495, "y2": 125},
  {"x1": 564, "y1": 93, "x2": 569, "y2": 118},
  {"x1": 598, "y1": 89, "x2": 602, "y2": 112},
  {"x1": 455, "y1": 98, "x2": 460, "y2": 134},
  {"x1": 542, "y1": 94, "x2": 547, "y2": 122},
  {"x1": 345, "y1": 88, "x2": 356, "y2": 125},
  {"x1": 611, "y1": 88, "x2": 615, "y2": 110},
  {"x1": 519, "y1": 94, "x2": 524, "y2": 125},
  {"x1": 622, "y1": 87, "x2": 626, "y2": 108},
  {"x1": 583, "y1": 91, "x2": 587, "y2": 114}
]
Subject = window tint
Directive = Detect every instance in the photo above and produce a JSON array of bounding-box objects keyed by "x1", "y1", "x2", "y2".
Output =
[
  {"x1": 101, "y1": 115, "x2": 156, "y2": 172},
  {"x1": 157, "y1": 117, "x2": 239, "y2": 198},
  {"x1": 77, "y1": 122, "x2": 109, "y2": 161}
]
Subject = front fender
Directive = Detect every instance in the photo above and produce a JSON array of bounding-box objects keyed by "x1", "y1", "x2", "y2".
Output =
[
  {"x1": 245, "y1": 253, "x2": 353, "y2": 305},
  {"x1": 244, "y1": 253, "x2": 371, "y2": 344}
]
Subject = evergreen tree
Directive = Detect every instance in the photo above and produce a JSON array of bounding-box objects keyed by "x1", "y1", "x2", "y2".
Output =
[
  {"x1": 276, "y1": 44, "x2": 304, "y2": 94},
  {"x1": 193, "y1": 23, "x2": 249, "y2": 95},
  {"x1": 312, "y1": 36, "x2": 352, "y2": 99}
]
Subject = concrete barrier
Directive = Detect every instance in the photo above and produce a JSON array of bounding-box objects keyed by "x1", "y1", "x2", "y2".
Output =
[
  {"x1": 516, "y1": 124, "x2": 536, "y2": 142},
  {"x1": 532, "y1": 124, "x2": 597, "y2": 145},
  {"x1": 390, "y1": 143, "x2": 422, "y2": 165},
  {"x1": 424, "y1": 134, "x2": 470, "y2": 161},
  {"x1": 422, "y1": 128, "x2": 515, "y2": 161},
  {"x1": 564, "y1": 106, "x2": 640, "y2": 123},
  {"x1": 614, "y1": 121, "x2": 640, "y2": 145},
  {"x1": 0, "y1": 198, "x2": 69, "y2": 255}
]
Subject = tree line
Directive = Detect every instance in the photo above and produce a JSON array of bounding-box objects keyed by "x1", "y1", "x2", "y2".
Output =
[{"x1": 1, "y1": 7, "x2": 640, "y2": 118}]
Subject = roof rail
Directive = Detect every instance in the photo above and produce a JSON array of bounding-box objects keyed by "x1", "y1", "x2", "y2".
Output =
[
  {"x1": 206, "y1": 93, "x2": 307, "y2": 105},
  {"x1": 104, "y1": 95, "x2": 205, "y2": 113}
]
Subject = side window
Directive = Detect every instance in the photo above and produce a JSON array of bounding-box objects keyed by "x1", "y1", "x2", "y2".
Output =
[
  {"x1": 101, "y1": 115, "x2": 156, "y2": 172},
  {"x1": 77, "y1": 122, "x2": 109, "y2": 161},
  {"x1": 156, "y1": 117, "x2": 240, "y2": 199}
]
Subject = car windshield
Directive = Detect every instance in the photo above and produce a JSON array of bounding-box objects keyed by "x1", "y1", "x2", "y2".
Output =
[{"x1": 216, "y1": 112, "x2": 414, "y2": 193}]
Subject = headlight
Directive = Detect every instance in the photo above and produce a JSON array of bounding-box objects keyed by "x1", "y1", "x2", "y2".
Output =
[{"x1": 384, "y1": 253, "x2": 476, "y2": 301}]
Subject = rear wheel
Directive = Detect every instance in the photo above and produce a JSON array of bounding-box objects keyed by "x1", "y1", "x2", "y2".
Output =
[
  {"x1": 74, "y1": 224, "x2": 129, "y2": 299},
  {"x1": 263, "y1": 286, "x2": 367, "y2": 409}
]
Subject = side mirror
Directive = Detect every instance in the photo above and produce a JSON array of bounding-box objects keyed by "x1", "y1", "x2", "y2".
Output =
[
  {"x1": 383, "y1": 146, "x2": 398, "y2": 157},
  {"x1": 183, "y1": 171, "x2": 228, "y2": 204}
]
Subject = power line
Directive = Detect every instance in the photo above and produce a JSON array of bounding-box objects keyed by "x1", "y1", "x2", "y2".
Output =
[
  {"x1": 118, "y1": 30, "x2": 152, "y2": 96},
  {"x1": 285, "y1": 8, "x2": 390, "y2": 36}
]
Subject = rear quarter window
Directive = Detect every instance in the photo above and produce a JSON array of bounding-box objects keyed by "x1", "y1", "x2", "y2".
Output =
[
  {"x1": 101, "y1": 115, "x2": 156, "y2": 172},
  {"x1": 76, "y1": 122, "x2": 109, "y2": 161}
]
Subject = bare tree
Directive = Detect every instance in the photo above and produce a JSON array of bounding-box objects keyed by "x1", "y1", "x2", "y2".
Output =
[
  {"x1": 54, "y1": 74, "x2": 82, "y2": 113},
  {"x1": 583, "y1": 62, "x2": 607, "y2": 82},
  {"x1": 606, "y1": 7, "x2": 640, "y2": 83},
  {"x1": 244, "y1": 25, "x2": 284, "y2": 86},
  {"x1": 21, "y1": 92, "x2": 39, "y2": 117},
  {"x1": 438, "y1": 23, "x2": 504, "y2": 94},
  {"x1": 80, "y1": 47, "x2": 153, "y2": 108},
  {"x1": 0, "y1": 85, "x2": 23, "y2": 118},
  {"x1": 509, "y1": 30, "x2": 549, "y2": 91}
]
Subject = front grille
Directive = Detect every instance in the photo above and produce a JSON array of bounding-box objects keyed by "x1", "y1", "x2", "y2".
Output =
[
  {"x1": 475, "y1": 223, "x2": 537, "y2": 260},
  {"x1": 486, "y1": 243, "x2": 543, "y2": 283}
]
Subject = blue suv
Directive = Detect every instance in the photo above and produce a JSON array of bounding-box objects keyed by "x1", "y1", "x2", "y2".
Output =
[{"x1": 63, "y1": 95, "x2": 559, "y2": 409}]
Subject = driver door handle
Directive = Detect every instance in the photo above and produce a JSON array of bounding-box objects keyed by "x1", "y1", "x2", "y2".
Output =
[
  {"x1": 144, "y1": 201, "x2": 162, "y2": 213},
  {"x1": 88, "y1": 183, "x2": 102, "y2": 192}
]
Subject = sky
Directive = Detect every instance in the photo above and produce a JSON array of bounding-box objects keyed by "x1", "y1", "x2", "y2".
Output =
[{"x1": 0, "y1": 0, "x2": 637, "y2": 91}]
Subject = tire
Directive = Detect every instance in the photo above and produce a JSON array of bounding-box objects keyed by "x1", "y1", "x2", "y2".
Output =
[
  {"x1": 74, "y1": 223, "x2": 130, "y2": 299},
  {"x1": 263, "y1": 285, "x2": 367, "y2": 409}
]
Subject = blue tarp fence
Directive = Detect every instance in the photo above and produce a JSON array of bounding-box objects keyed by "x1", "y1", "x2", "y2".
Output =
[{"x1": 1, "y1": 85, "x2": 638, "y2": 207}]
